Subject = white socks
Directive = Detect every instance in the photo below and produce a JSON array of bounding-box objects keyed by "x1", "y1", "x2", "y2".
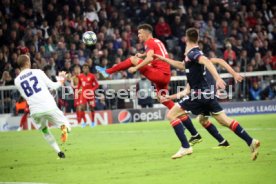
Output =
[{"x1": 43, "y1": 132, "x2": 61, "y2": 153}]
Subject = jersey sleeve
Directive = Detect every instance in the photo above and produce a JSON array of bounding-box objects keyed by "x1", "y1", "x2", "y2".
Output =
[
  {"x1": 39, "y1": 70, "x2": 61, "y2": 90},
  {"x1": 187, "y1": 49, "x2": 204, "y2": 62}
]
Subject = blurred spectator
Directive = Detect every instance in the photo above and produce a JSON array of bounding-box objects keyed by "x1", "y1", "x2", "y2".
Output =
[
  {"x1": 249, "y1": 81, "x2": 262, "y2": 101},
  {"x1": 136, "y1": 75, "x2": 154, "y2": 108},
  {"x1": 216, "y1": 20, "x2": 231, "y2": 46},
  {"x1": 0, "y1": 71, "x2": 13, "y2": 86},
  {"x1": 95, "y1": 93, "x2": 106, "y2": 110},
  {"x1": 171, "y1": 15, "x2": 186, "y2": 39},
  {"x1": 15, "y1": 96, "x2": 28, "y2": 115},
  {"x1": 155, "y1": 16, "x2": 172, "y2": 42},
  {"x1": 261, "y1": 80, "x2": 276, "y2": 100},
  {"x1": 0, "y1": 71, "x2": 14, "y2": 113},
  {"x1": 84, "y1": 3, "x2": 100, "y2": 23},
  {"x1": 40, "y1": 20, "x2": 50, "y2": 39},
  {"x1": 238, "y1": 50, "x2": 249, "y2": 72},
  {"x1": 224, "y1": 42, "x2": 237, "y2": 66}
]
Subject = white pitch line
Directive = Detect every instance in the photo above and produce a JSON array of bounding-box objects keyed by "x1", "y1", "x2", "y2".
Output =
[
  {"x1": 0, "y1": 183, "x2": 48, "y2": 184},
  {"x1": 94, "y1": 127, "x2": 276, "y2": 134}
]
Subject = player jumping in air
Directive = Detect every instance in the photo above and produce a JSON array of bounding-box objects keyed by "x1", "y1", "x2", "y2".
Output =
[
  {"x1": 155, "y1": 28, "x2": 260, "y2": 160},
  {"x1": 14, "y1": 54, "x2": 71, "y2": 158}
]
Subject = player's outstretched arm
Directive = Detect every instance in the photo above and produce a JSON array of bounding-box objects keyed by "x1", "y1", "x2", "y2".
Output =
[
  {"x1": 40, "y1": 70, "x2": 64, "y2": 90},
  {"x1": 160, "y1": 84, "x2": 191, "y2": 103},
  {"x1": 135, "y1": 52, "x2": 147, "y2": 58},
  {"x1": 199, "y1": 56, "x2": 226, "y2": 90},
  {"x1": 128, "y1": 50, "x2": 154, "y2": 73},
  {"x1": 154, "y1": 54, "x2": 185, "y2": 70},
  {"x1": 210, "y1": 58, "x2": 243, "y2": 83}
]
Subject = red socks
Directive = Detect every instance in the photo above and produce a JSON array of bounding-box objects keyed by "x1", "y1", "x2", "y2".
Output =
[
  {"x1": 81, "y1": 111, "x2": 87, "y2": 122},
  {"x1": 91, "y1": 111, "x2": 95, "y2": 122},
  {"x1": 76, "y1": 111, "x2": 87, "y2": 123},
  {"x1": 203, "y1": 121, "x2": 212, "y2": 128},
  {"x1": 170, "y1": 119, "x2": 182, "y2": 127},
  {"x1": 20, "y1": 113, "x2": 28, "y2": 129},
  {"x1": 76, "y1": 111, "x2": 82, "y2": 124},
  {"x1": 106, "y1": 58, "x2": 133, "y2": 74},
  {"x1": 230, "y1": 120, "x2": 239, "y2": 131}
]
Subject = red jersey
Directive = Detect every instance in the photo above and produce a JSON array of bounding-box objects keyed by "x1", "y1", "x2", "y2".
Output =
[
  {"x1": 144, "y1": 38, "x2": 170, "y2": 75},
  {"x1": 78, "y1": 73, "x2": 99, "y2": 91}
]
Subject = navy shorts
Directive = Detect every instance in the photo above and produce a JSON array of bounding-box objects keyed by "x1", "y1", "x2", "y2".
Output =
[{"x1": 178, "y1": 95, "x2": 223, "y2": 116}]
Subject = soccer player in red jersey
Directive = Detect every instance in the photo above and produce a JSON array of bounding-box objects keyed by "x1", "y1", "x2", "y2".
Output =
[
  {"x1": 96, "y1": 24, "x2": 174, "y2": 109},
  {"x1": 96, "y1": 24, "x2": 201, "y2": 144},
  {"x1": 78, "y1": 63, "x2": 99, "y2": 127},
  {"x1": 71, "y1": 65, "x2": 86, "y2": 125}
]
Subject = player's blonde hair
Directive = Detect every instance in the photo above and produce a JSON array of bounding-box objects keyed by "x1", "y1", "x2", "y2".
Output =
[{"x1": 17, "y1": 54, "x2": 30, "y2": 68}]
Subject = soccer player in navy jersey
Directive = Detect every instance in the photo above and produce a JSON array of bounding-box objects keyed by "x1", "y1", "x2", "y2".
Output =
[
  {"x1": 163, "y1": 57, "x2": 243, "y2": 148},
  {"x1": 197, "y1": 58, "x2": 243, "y2": 147},
  {"x1": 155, "y1": 28, "x2": 260, "y2": 160}
]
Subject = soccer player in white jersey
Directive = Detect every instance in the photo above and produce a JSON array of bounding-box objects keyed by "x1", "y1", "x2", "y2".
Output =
[{"x1": 14, "y1": 55, "x2": 71, "y2": 159}]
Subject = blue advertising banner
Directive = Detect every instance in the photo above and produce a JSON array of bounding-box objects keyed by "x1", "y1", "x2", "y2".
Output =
[{"x1": 221, "y1": 100, "x2": 276, "y2": 116}]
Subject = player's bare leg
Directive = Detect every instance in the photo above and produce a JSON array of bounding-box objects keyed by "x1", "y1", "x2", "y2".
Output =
[
  {"x1": 198, "y1": 115, "x2": 230, "y2": 148},
  {"x1": 167, "y1": 105, "x2": 192, "y2": 159},
  {"x1": 212, "y1": 112, "x2": 260, "y2": 160}
]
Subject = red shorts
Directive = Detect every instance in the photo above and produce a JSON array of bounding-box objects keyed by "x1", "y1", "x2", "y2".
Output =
[
  {"x1": 74, "y1": 93, "x2": 86, "y2": 107},
  {"x1": 85, "y1": 98, "x2": 96, "y2": 107},
  {"x1": 138, "y1": 60, "x2": 171, "y2": 96},
  {"x1": 74, "y1": 90, "x2": 96, "y2": 107}
]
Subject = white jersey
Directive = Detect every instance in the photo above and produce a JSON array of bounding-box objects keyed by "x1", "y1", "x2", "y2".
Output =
[{"x1": 14, "y1": 69, "x2": 62, "y2": 115}]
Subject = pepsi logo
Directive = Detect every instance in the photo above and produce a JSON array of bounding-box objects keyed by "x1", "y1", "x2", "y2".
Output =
[{"x1": 118, "y1": 110, "x2": 131, "y2": 123}]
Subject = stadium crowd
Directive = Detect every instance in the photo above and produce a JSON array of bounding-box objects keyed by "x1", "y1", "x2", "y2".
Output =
[{"x1": 0, "y1": 0, "x2": 276, "y2": 112}]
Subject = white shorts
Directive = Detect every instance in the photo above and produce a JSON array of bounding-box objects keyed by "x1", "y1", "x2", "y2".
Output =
[{"x1": 31, "y1": 109, "x2": 70, "y2": 130}]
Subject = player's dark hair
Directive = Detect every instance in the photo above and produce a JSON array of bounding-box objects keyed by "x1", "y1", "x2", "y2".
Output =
[
  {"x1": 82, "y1": 63, "x2": 89, "y2": 68},
  {"x1": 186, "y1": 28, "x2": 199, "y2": 43},
  {"x1": 137, "y1": 24, "x2": 153, "y2": 33},
  {"x1": 17, "y1": 54, "x2": 30, "y2": 68}
]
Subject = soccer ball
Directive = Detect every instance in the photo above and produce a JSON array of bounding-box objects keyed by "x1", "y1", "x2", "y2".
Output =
[{"x1": 82, "y1": 31, "x2": 97, "y2": 45}]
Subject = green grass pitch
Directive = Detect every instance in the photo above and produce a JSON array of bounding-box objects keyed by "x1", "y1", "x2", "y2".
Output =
[{"x1": 0, "y1": 114, "x2": 276, "y2": 184}]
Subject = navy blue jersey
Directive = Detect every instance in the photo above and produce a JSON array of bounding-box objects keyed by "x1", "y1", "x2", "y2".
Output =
[{"x1": 184, "y1": 47, "x2": 210, "y2": 91}]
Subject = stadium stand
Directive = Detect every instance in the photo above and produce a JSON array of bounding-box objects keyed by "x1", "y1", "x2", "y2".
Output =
[{"x1": 0, "y1": 0, "x2": 275, "y2": 112}]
